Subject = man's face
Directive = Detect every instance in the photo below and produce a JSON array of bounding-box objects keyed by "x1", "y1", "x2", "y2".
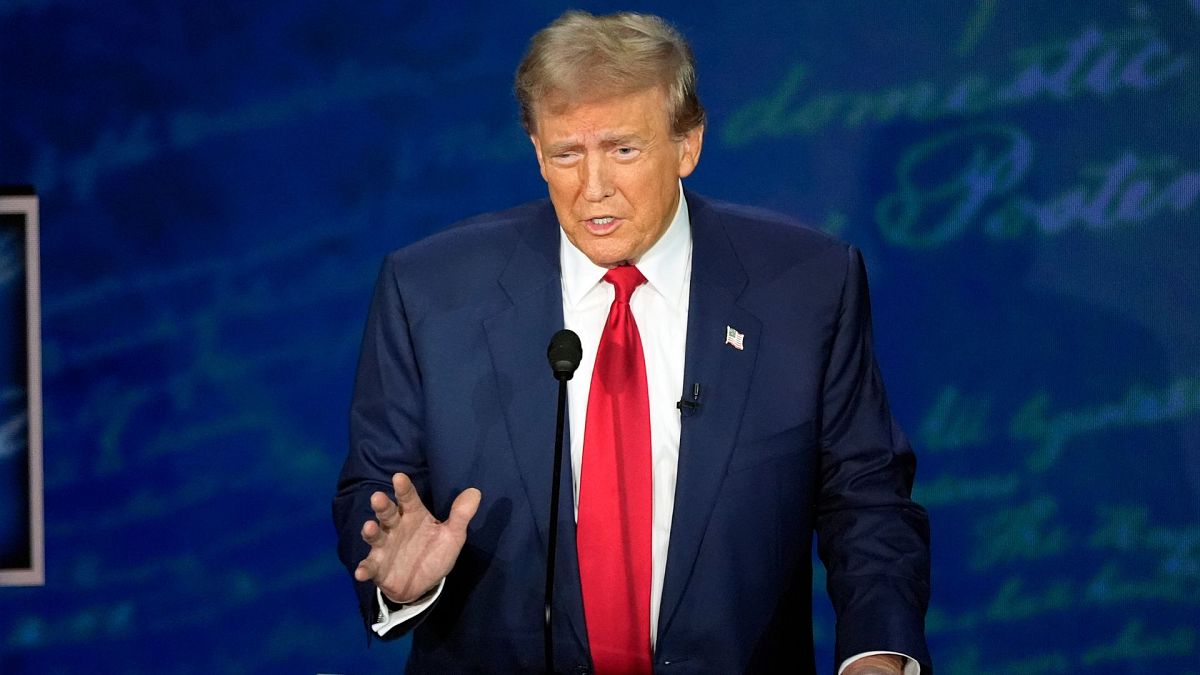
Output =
[{"x1": 530, "y1": 86, "x2": 703, "y2": 267}]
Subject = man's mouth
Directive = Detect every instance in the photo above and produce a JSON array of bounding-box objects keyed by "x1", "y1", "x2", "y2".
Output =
[{"x1": 584, "y1": 216, "x2": 621, "y2": 234}]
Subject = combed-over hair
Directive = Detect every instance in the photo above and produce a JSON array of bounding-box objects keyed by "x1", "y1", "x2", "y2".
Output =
[{"x1": 515, "y1": 10, "x2": 705, "y2": 137}]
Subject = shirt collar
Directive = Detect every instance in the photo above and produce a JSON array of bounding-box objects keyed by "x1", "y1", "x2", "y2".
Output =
[{"x1": 560, "y1": 181, "x2": 692, "y2": 309}]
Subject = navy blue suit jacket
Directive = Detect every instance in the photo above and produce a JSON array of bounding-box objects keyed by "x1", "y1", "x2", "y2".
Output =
[{"x1": 334, "y1": 192, "x2": 931, "y2": 674}]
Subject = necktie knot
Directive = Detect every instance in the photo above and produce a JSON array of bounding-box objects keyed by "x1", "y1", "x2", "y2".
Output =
[{"x1": 603, "y1": 265, "x2": 647, "y2": 304}]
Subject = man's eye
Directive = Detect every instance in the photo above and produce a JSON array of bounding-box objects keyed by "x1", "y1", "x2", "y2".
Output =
[{"x1": 616, "y1": 147, "x2": 638, "y2": 156}]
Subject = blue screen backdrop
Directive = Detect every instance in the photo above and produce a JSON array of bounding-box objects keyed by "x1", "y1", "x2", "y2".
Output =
[{"x1": 1, "y1": 1, "x2": 1198, "y2": 672}]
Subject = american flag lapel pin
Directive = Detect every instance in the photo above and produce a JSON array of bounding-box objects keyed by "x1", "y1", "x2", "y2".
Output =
[{"x1": 724, "y1": 325, "x2": 745, "y2": 351}]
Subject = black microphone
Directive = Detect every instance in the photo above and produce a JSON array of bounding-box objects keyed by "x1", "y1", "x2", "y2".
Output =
[
  {"x1": 547, "y1": 329, "x2": 582, "y2": 381},
  {"x1": 677, "y1": 382, "x2": 702, "y2": 416},
  {"x1": 543, "y1": 329, "x2": 580, "y2": 673}
]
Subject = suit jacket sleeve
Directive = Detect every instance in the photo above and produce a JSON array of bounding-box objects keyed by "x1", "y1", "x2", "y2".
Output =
[
  {"x1": 332, "y1": 253, "x2": 432, "y2": 637},
  {"x1": 815, "y1": 246, "x2": 932, "y2": 671}
]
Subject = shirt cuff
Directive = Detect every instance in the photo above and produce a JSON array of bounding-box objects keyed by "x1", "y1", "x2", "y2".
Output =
[
  {"x1": 370, "y1": 578, "x2": 445, "y2": 635},
  {"x1": 839, "y1": 651, "x2": 920, "y2": 675}
]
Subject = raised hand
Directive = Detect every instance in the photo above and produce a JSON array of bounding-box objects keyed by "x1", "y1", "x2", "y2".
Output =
[{"x1": 354, "y1": 472, "x2": 482, "y2": 604}]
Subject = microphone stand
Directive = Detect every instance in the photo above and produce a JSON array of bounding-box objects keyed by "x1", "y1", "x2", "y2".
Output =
[
  {"x1": 545, "y1": 329, "x2": 580, "y2": 674},
  {"x1": 545, "y1": 373, "x2": 568, "y2": 674}
]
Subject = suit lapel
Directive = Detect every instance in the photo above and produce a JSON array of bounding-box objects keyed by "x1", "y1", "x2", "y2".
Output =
[
  {"x1": 482, "y1": 194, "x2": 764, "y2": 652},
  {"x1": 657, "y1": 193, "x2": 762, "y2": 644},
  {"x1": 481, "y1": 205, "x2": 589, "y2": 652}
]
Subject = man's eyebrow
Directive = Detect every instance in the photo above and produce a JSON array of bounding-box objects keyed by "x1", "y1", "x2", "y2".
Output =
[
  {"x1": 544, "y1": 133, "x2": 650, "y2": 155},
  {"x1": 600, "y1": 132, "x2": 648, "y2": 146},
  {"x1": 545, "y1": 140, "x2": 582, "y2": 155}
]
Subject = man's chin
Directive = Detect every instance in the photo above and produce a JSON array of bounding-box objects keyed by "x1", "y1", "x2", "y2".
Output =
[
  {"x1": 582, "y1": 249, "x2": 634, "y2": 268},
  {"x1": 566, "y1": 234, "x2": 634, "y2": 268},
  {"x1": 587, "y1": 257, "x2": 630, "y2": 269}
]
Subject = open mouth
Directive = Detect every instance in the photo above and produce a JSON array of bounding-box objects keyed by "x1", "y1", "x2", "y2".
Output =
[{"x1": 584, "y1": 216, "x2": 621, "y2": 234}]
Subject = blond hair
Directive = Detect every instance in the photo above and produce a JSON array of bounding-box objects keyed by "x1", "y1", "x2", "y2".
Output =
[{"x1": 515, "y1": 10, "x2": 705, "y2": 137}]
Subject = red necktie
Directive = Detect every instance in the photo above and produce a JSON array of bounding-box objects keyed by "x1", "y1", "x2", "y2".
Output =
[{"x1": 577, "y1": 265, "x2": 653, "y2": 674}]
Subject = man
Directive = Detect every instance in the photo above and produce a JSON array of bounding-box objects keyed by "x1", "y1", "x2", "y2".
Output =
[{"x1": 334, "y1": 11, "x2": 931, "y2": 674}]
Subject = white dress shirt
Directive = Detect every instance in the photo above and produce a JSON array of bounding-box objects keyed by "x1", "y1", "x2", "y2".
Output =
[
  {"x1": 559, "y1": 182, "x2": 692, "y2": 650},
  {"x1": 371, "y1": 184, "x2": 918, "y2": 674}
]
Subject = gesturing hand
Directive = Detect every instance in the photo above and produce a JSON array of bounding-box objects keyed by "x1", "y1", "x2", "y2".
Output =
[{"x1": 354, "y1": 473, "x2": 482, "y2": 604}]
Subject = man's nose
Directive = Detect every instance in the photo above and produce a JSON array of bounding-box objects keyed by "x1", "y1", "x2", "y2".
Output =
[{"x1": 581, "y1": 155, "x2": 612, "y2": 201}]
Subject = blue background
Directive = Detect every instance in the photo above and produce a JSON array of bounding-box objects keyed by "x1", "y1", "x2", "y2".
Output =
[{"x1": 2, "y1": 1, "x2": 1198, "y2": 672}]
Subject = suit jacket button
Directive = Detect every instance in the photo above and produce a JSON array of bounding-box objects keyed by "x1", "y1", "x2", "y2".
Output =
[{"x1": 573, "y1": 666, "x2": 590, "y2": 674}]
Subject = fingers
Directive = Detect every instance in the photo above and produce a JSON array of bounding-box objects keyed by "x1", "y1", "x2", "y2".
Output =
[
  {"x1": 356, "y1": 485, "x2": 480, "y2": 588},
  {"x1": 445, "y1": 487, "x2": 482, "y2": 531},
  {"x1": 370, "y1": 472, "x2": 420, "y2": 528},
  {"x1": 367, "y1": 476, "x2": 479, "y2": 540},
  {"x1": 370, "y1": 491, "x2": 400, "y2": 528},
  {"x1": 355, "y1": 516, "x2": 388, "y2": 581},
  {"x1": 361, "y1": 518, "x2": 384, "y2": 545},
  {"x1": 391, "y1": 473, "x2": 424, "y2": 514},
  {"x1": 354, "y1": 559, "x2": 376, "y2": 582}
]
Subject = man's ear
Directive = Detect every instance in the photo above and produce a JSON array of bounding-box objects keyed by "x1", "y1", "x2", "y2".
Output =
[
  {"x1": 677, "y1": 124, "x2": 704, "y2": 178},
  {"x1": 530, "y1": 135, "x2": 549, "y2": 183}
]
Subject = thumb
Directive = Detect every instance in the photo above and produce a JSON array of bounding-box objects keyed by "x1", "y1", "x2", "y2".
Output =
[{"x1": 445, "y1": 487, "x2": 482, "y2": 531}]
